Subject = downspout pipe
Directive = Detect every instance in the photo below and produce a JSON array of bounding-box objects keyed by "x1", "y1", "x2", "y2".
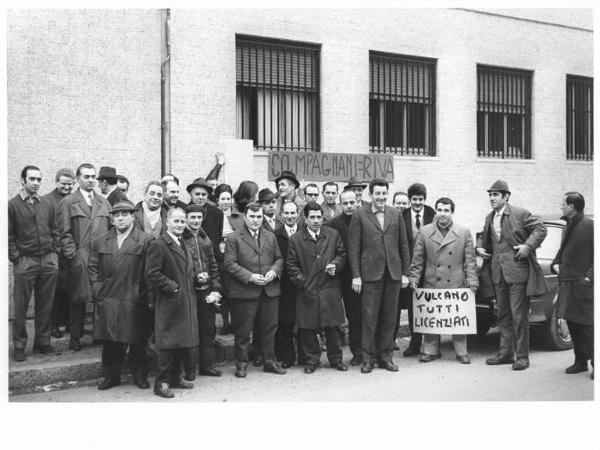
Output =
[{"x1": 161, "y1": 9, "x2": 171, "y2": 176}]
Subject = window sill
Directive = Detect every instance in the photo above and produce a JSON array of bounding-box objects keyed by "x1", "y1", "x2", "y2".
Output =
[
  {"x1": 475, "y1": 158, "x2": 536, "y2": 164},
  {"x1": 392, "y1": 155, "x2": 441, "y2": 162},
  {"x1": 565, "y1": 159, "x2": 593, "y2": 165}
]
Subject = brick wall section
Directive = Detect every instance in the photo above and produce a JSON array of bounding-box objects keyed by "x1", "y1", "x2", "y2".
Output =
[
  {"x1": 171, "y1": 8, "x2": 593, "y2": 232},
  {"x1": 7, "y1": 10, "x2": 162, "y2": 203}
]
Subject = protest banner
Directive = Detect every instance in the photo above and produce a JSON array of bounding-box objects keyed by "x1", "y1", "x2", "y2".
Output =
[{"x1": 412, "y1": 288, "x2": 477, "y2": 335}]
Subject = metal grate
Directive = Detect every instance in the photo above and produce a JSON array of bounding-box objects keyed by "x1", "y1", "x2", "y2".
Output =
[
  {"x1": 566, "y1": 75, "x2": 593, "y2": 161},
  {"x1": 236, "y1": 35, "x2": 320, "y2": 152},
  {"x1": 369, "y1": 51, "x2": 436, "y2": 156},
  {"x1": 477, "y1": 65, "x2": 532, "y2": 159}
]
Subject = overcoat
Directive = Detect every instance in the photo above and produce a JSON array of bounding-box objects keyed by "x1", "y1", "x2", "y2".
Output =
[
  {"x1": 287, "y1": 226, "x2": 346, "y2": 329},
  {"x1": 43, "y1": 189, "x2": 70, "y2": 289},
  {"x1": 145, "y1": 232, "x2": 199, "y2": 350},
  {"x1": 477, "y1": 203, "x2": 547, "y2": 297},
  {"x1": 133, "y1": 201, "x2": 167, "y2": 237},
  {"x1": 551, "y1": 213, "x2": 594, "y2": 325},
  {"x1": 182, "y1": 227, "x2": 221, "y2": 292},
  {"x1": 223, "y1": 225, "x2": 283, "y2": 299},
  {"x1": 88, "y1": 226, "x2": 153, "y2": 343},
  {"x1": 409, "y1": 222, "x2": 479, "y2": 289},
  {"x1": 57, "y1": 189, "x2": 111, "y2": 304},
  {"x1": 274, "y1": 225, "x2": 298, "y2": 322}
]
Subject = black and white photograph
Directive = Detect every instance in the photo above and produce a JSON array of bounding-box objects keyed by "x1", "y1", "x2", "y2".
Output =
[{"x1": 2, "y1": 1, "x2": 598, "y2": 449}]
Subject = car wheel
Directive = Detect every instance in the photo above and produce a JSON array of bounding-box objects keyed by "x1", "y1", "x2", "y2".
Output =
[{"x1": 541, "y1": 301, "x2": 573, "y2": 351}]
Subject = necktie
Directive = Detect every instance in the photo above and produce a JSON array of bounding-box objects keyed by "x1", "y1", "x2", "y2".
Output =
[
  {"x1": 416, "y1": 213, "x2": 421, "y2": 229},
  {"x1": 86, "y1": 192, "x2": 93, "y2": 207},
  {"x1": 253, "y1": 232, "x2": 260, "y2": 247}
]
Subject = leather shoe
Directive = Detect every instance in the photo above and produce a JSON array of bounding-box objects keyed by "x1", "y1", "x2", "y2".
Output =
[
  {"x1": 154, "y1": 382, "x2": 174, "y2": 398},
  {"x1": 378, "y1": 360, "x2": 399, "y2": 372},
  {"x1": 565, "y1": 361, "x2": 588, "y2": 374},
  {"x1": 403, "y1": 347, "x2": 420, "y2": 357},
  {"x1": 171, "y1": 379, "x2": 194, "y2": 389},
  {"x1": 51, "y1": 327, "x2": 64, "y2": 339},
  {"x1": 281, "y1": 361, "x2": 294, "y2": 369},
  {"x1": 183, "y1": 372, "x2": 196, "y2": 381},
  {"x1": 331, "y1": 361, "x2": 348, "y2": 371},
  {"x1": 33, "y1": 344, "x2": 56, "y2": 354},
  {"x1": 13, "y1": 348, "x2": 26, "y2": 362},
  {"x1": 456, "y1": 354, "x2": 471, "y2": 364},
  {"x1": 199, "y1": 367, "x2": 222, "y2": 377},
  {"x1": 98, "y1": 374, "x2": 121, "y2": 390},
  {"x1": 512, "y1": 357, "x2": 530, "y2": 371},
  {"x1": 360, "y1": 362, "x2": 373, "y2": 373},
  {"x1": 234, "y1": 366, "x2": 247, "y2": 378},
  {"x1": 263, "y1": 363, "x2": 286, "y2": 375},
  {"x1": 69, "y1": 338, "x2": 81, "y2": 351},
  {"x1": 485, "y1": 353, "x2": 514, "y2": 365},
  {"x1": 419, "y1": 353, "x2": 441, "y2": 363},
  {"x1": 350, "y1": 355, "x2": 362, "y2": 366},
  {"x1": 253, "y1": 356, "x2": 264, "y2": 367},
  {"x1": 133, "y1": 372, "x2": 150, "y2": 389},
  {"x1": 304, "y1": 365, "x2": 317, "y2": 374}
]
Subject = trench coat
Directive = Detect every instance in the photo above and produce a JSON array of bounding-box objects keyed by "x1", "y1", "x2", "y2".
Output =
[
  {"x1": 274, "y1": 225, "x2": 297, "y2": 322},
  {"x1": 551, "y1": 213, "x2": 594, "y2": 325},
  {"x1": 57, "y1": 189, "x2": 111, "y2": 304},
  {"x1": 409, "y1": 222, "x2": 479, "y2": 289},
  {"x1": 287, "y1": 226, "x2": 346, "y2": 329},
  {"x1": 145, "y1": 232, "x2": 199, "y2": 350},
  {"x1": 88, "y1": 226, "x2": 153, "y2": 343}
]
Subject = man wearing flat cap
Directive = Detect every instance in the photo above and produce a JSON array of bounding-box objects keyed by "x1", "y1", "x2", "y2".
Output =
[
  {"x1": 258, "y1": 188, "x2": 282, "y2": 233},
  {"x1": 97, "y1": 166, "x2": 128, "y2": 206},
  {"x1": 88, "y1": 200, "x2": 154, "y2": 390},
  {"x1": 275, "y1": 170, "x2": 306, "y2": 220},
  {"x1": 344, "y1": 177, "x2": 370, "y2": 209},
  {"x1": 476, "y1": 180, "x2": 547, "y2": 371}
]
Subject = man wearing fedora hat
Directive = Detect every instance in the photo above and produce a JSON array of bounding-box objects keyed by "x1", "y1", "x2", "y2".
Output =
[
  {"x1": 344, "y1": 177, "x2": 370, "y2": 209},
  {"x1": 97, "y1": 166, "x2": 128, "y2": 206},
  {"x1": 477, "y1": 179, "x2": 547, "y2": 371},
  {"x1": 258, "y1": 188, "x2": 282, "y2": 233},
  {"x1": 88, "y1": 200, "x2": 154, "y2": 390},
  {"x1": 274, "y1": 170, "x2": 306, "y2": 220}
]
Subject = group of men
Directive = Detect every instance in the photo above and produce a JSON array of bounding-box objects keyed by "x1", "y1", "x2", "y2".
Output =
[{"x1": 8, "y1": 162, "x2": 594, "y2": 399}]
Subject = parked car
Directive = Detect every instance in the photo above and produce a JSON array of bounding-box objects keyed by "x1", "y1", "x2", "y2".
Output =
[{"x1": 475, "y1": 218, "x2": 573, "y2": 351}]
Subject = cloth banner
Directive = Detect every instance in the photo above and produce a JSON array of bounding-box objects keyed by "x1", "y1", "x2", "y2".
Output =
[{"x1": 413, "y1": 288, "x2": 476, "y2": 335}]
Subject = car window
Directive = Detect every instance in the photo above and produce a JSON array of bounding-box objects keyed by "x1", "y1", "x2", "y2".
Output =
[{"x1": 536, "y1": 225, "x2": 563, "y2": 260}]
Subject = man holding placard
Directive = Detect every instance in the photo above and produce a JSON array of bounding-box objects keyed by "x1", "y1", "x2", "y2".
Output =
[{"x1": 409, "y1": 197, "x2": 478, "y2": 364}]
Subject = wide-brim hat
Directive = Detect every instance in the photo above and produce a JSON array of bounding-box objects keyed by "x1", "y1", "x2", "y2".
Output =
[
  {"x1": 274, "y1": 170, "x2": 300, "y2": 189},
  {"x1": 186, "y1": 177, "x2": 213, "y2": 195},
  {"x1": 486, "y1": 179, "x2": 511, "y2": 195},
  {"x1": 97, "y1": 166, "x2": 118, "y2": 181},
  {"x1": 257, "y1": 188, "x2": 276, "y2": 203},
  {"x1": 110, "y1": 200, "x2": 136, "y2": 214},
  {"x1": 344, "y1": 176, "x2": 367, "y2": 190}
]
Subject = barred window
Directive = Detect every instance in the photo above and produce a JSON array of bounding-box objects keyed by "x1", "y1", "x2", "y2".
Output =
[
  {"x1": 477, "y1": 65, "x2": 532, "y2": 159},
  {"x1": 236, "y1": 35, "x2": 320, "y2": 152},
  {"x1": 369, "y1": 52, "x2": 436, "y2": 156},
  {"x1": 566, "y1": 75, "x2": 593, "y2": 161}
]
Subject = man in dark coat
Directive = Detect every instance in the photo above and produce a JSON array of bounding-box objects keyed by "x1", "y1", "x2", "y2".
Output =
[
  {"x1": 398, "y1": 182, "x2": 436, "y2": 356},
  {"x1": 327, "y1": 189, "x2": 362, "y2": 365},
  {"x1": 182, "y1": 204, "x2": 223, "y2": 378},
  {"x1": 347, "y1": 179, "x2": 410, "y2": 373},
  {"x1": 551, "y1": 192, "x2": 594, "y2": 379},
  {"x1": 97, "y1": 166, "x2": 128, "y2": 206},
  {"x1": 57, "y1": 163, "x2": 111, "y2": 351},
  {"x1": 88, "y1": 200, "x2": 154, "y2": 390},
  {"x1": 477, "y1": 180, "x2": 547, "y2": 371},
  {"x1": 287, "y1": 202, "x2": 347, "y2": 374},
  {"x1": 43, "y1": 168, "x2": 75, "y2": 338},
  {"x1": 224, "y1": 202, "x2": 286, "y2": 378},
  {"x1": 146, "y1": 207, "x2": 199, "y2": 398},
  {"x1": 134, "y1": 181, "x2": 167, "y2": 239}
]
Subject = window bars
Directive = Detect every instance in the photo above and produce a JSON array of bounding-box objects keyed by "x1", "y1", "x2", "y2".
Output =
[{"x1": 566, "y1": 75, "x2": 593, "y2": 161}]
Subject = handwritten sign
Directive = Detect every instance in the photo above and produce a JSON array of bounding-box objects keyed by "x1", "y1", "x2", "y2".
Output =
[
  {"x1": 413, "y1": 288, "x2": 476, "y2": 335},
  {"x1": 268, "y1": 151, "x2": 394, "y2": 182}
]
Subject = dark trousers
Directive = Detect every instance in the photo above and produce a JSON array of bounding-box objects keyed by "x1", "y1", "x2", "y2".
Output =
[
  {"x1": 155, "y1": 348, "x2": 194, "y2": 388},
  {"x1": 494, "y1": 280, "x2": 530, "y2": 358},
  {"x1": 230, "y1": 293, "x2": 278, "y2": 366},
  {"x1": 395, "y1": 288, "x2": 422, "y2": 350},
  {"x1": 361, "y1": 268, "x2": 402, "y2": 363},
  {"x1": 197, "y1": 291, "x2": 217, "y2": 371},
  {"x1": 51, "y1": 287, "x2": 70, "y2": 330},
  {"x1": 101, "y1": 341, "x2": 148, "y2": 375},
  {"x1": 341, "y1": 274, "x2": 362, "y2": 358},
  {"x1": 568, "y1": 321, "x2": 594, "y2": 365},
  {"x1": 12, "y1": 254, "x2": 58, "y2": 349},
  {"x1": 300, "y1": 327, "x2": 343, "y2": 366},
  {"x1": 275, "y1": 321, "x2": 305, "y2": 366},
  {"x1": 69, "y1": 302, "x2": 86, "y2": 340}
]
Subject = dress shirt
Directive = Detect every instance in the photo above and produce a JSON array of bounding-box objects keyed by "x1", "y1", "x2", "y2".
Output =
[
  {"x1": 79, "y1": 187, "x2": 94, "y2": 207},
  {"x1": 116, "y1": 223, "x2": 134, "y2": 249},
  {"x1": 493, "y1": 205, "x2": 507, "y2": 240},
  {"x1": 307, "y1": 228, "x2": 320, "y2": 241},
  {"x1": 19, "y1": 189, "x2": 40, "y2": 204},
  {"x1": 265, "y1": 214, "x2": 276, "y2": 230},
  {"x1": 167, "y1": 231, "x2": 181, "y2": 246},
  {"x1": 371, "y1": 204, "x2": 385, "y2": 229},
  {"x1": 285, "y1": 224, "x2": 297, "y2": 237},
  {"x1": 411, "y1": 208, "x2": 423, "y2": 239}
]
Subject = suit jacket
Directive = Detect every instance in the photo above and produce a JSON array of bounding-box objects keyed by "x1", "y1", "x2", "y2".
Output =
[
  {"x1": 409, "y1": 222, "x2": 479, "y2": 289},
  {"x1": 552, "y1": 212, "x2": 594, "y2": 325},
  {"x1": 478, "y1": 203, "x2": 547, "y2": 296},
  {"x1": 224, "y1": 226, "x2": 283, "y2": 299},
  {"x1": 347, "y1": 206, "x2": 410, "y2": 282},
  {"x1": 403, "y1": 204, "x2": 436, "y2": 257},
  {"x1": 57, "y1": 189, "x2": 111, "y2": 304},
  {"x1": 262, "y1": 215, "x2": 282, "y2": 233},
  {"x1": 274, "y1": 224, "x2": 298, "y2": 322},
  {"x1": 188, "y1": 202, "x2": 224, "y2": 264},
  {"x1": 145, "y1": 232, "x2": 199, "y2": 350}
]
